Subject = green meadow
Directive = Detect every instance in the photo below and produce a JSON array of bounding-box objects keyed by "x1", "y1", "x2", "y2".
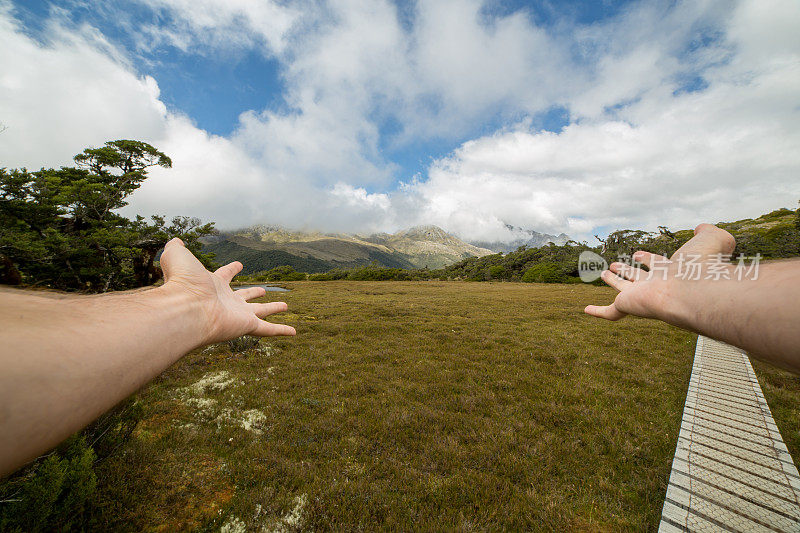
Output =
[{"x1": 69, "y1": 282, "x2": 800, "y2": 530}]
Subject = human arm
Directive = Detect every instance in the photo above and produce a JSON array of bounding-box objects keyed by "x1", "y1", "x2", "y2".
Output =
[
  {"x1": 0, "y1": 238, "x2": 295, "y2": 476},
  {"x1": 585, "y1": 224, "x2": 800, "y2": 371}
]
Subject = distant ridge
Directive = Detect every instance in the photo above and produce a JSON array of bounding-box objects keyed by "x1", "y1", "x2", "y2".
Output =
[
  {"x1": 201, "y1": 225, "x2": 495, "y2": 273},
  {"x1": 470, "y1": 224, "x2": 571, "y2": 254}
]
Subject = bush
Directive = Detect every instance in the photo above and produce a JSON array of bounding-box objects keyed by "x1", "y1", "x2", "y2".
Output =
[
  {"x1": 255, "y1": 265, "x2": 306, "y2": 281},
  {"x1": 0, "y1": 436, "x2": 96, "y2": 532},
  {"x1": 522, "y1": 262, "x2": 568, "y2": 283},
  {"x1": 347, "y1": 266, "x2": 409, "y2": 281},
  {"x1": 0, "y1": 399, "x2": 142, "y2": 531},
  {"x1": 308, "y1": 269, "x2": 349, "y2": 281},
  {"x1": 226, "y1": 335, "x2": 261, "y2": 353},
  {"x1": 488, "y1": 265, "x2": 509, "y2": 280}
]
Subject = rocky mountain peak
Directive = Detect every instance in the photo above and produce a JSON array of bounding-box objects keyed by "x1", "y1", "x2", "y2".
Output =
[{"x1": 394, "y1": 225, "x2": 453, "y2": 242}]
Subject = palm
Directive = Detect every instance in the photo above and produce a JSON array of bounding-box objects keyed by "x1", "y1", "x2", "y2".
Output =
[{"x1": 159, "y1": 238, "x2": 295, "y2": 342}]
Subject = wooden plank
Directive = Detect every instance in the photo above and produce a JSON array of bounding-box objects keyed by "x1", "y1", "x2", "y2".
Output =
[{"x1": 660, "y1": 336, "x2": 800, "y2": 531}]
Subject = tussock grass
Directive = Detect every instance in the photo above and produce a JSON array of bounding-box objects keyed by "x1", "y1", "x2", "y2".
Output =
[{"x1": 88, "y1": 281, "x2": 798, "y2": 530}]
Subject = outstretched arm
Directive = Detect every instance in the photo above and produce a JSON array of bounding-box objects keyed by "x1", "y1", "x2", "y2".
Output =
[
  {"x1": 585, "y1": 224, "x2": 800, "y2": 371},
  {"x1": 0, "y1": 239, "x2": 295, "y2": 476}
]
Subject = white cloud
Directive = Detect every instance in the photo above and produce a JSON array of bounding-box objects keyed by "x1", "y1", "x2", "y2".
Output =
[
  {"x1": 0, "y1": 2, "x2": 381, "y2": 230},
  {"x1": 399, "y1": 0, "x2": 800, "y2": 242},
  {"x1": 0, "y1": 5, "x2": 168, "y2": 169},
  {"x1": 1, "y1": 0, "x2": 798, "y2": 243},
  {"x1": 132, "y1": 0, "x2": 300, "y2": 55}
]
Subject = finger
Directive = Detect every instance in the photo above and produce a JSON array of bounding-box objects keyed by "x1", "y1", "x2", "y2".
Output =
[
  {"x1": 215, "y1": 261, "x2": 243, "y2": 283},
  {"x1": 609, "y1": 262, "x2": 640, "y2": 281},
  {"x1": 601, "y1": 269, "x2": 631, "y2": 291},
  {"x1": 235, "y1": 286, "x2": 266, "y2": 301},
  {"x1": 672, "y1": 223, "x2": 736, "y2": 258},
  {"x1": 165, "y1": 237, "x2": 185, "y2": 248},
  {"x1": 584, "y1": 304, "x2": 627, "y2": 321},
  {"x1": 250, "y1": 301, "x2": 289, "y2": 318},
  {"x1": 252, "y1": 320, "x2": 296, "y2": 337},
  {"x1": 631, "y1": 251, "x2": 669, "y2": 269}
]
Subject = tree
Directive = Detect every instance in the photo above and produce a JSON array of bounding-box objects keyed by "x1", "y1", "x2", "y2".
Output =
[
  {"x1": 71, "y1": 140, "x2": 172, "y2": 222},
  {"x1": 0, "y1": 140, "x2": 215, "y2": 291},
  {"x1": 522, "y1": 262, "x2": 567, "y2": 283},
  {"x1": 595, "y1": 229, "x2": 654, "y2": 262},
  {"x1": 488, "y1": 265, "x2": 509, "y2": 280}
]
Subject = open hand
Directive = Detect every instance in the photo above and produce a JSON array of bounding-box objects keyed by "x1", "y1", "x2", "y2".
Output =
[
  {"x1": 159, "y1": 238, "x2": 296, "y2": 343},
  {"x1": 584, "y1": 224, "x2": 737, "y2": 323}
]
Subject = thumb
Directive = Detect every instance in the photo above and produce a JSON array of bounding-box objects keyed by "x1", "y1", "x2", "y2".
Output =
[
  {"x1": 160, "y1": 238, "x2": 186, "y2": 282},
  {"x1": 672, "y1": 223, "x2": 736, "y2": 259}
]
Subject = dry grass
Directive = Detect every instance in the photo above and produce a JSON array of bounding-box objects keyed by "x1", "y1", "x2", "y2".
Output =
[
  {"x1": 751, "y1": 359, "x2": 800, "y2": 462},
  {"x1": 89, "y1": 281, "x2": 800, "y2": 531}
]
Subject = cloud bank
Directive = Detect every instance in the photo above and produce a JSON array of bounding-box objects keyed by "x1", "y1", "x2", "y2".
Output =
[{"x1": 0, "y1": 0, "x2": 798, "y2": 243}]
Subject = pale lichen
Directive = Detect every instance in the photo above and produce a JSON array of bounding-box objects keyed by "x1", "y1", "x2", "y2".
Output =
[
  {"x1": 262, "y1": 494, "x2": 308, "y2": 533},
  {"x1": 220, "y1": 515, "x2": 246, "y2": 533}
]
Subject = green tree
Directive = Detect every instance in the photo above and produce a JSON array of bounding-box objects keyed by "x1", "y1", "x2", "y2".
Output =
[
  {"x1": 0, "y1": 140, "x2": 215, "y2": 291},
  {"x1": 595, "y1": 229, "x2": 655, "y2": 262},
  {"x1": 257, "y1": 265, "x2": 307, "y2": 281},
  {"x1": 522, "y1": 262, "x2": 568, "y2": 283},
  {"x1": 488, "y1": 264, "x2": 509, "y2": 280}
]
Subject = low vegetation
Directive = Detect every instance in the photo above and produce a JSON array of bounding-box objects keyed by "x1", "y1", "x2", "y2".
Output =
[
  {"x1": 0, "y1": 400, "x2": 143, "y2": 531},
  {"x1": 201, "y1": 240, "x2": 334, "y2": 275},
  {"x1": 4, "y1": 282, "x2": 799, "y2": 530},
  {"x1": 237, "y1": 206, "x2": 799, "y2": 285}
]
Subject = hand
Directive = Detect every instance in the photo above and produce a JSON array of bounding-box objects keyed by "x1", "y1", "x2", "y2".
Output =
[
  {"x1": 584, "y1": 223, "x2": 737, "y2": 323},
  {"x1": 159, "y1": 238, "x2": 296, "y2": 343}
]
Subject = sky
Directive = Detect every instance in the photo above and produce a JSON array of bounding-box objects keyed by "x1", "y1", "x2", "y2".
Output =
[{"x1": 0, "y1": 0, "x2": 798, "y2": 243}]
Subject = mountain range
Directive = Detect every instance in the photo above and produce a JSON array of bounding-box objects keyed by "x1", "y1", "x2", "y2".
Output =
[
  {"x1": 471, "y1": 225, "x2": 572, "y2": 253},
  {"x1": 201, "y1": 225, "x2": 499, "y2": 274}
]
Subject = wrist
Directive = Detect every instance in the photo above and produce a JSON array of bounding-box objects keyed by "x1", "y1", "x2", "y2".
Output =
[
  {"x1": 656, "y1": 279, "x2": 698, "y2": 330},
  {"x1": 648, "y1": 263, "x2": 737, "y2": 332},
  {"x1": 155, "y1": 281, "x2": 215, "y2": 349}
]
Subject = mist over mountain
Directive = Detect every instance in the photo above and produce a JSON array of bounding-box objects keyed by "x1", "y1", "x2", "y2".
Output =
[
  {"x1": 468, "y1": 225, "x2": 571, "y2": 254},
  {"x1": 202, "y1": 224, "x2": 495, "y2": 274}
]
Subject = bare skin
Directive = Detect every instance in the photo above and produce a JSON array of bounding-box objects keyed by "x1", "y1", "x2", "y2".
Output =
[
  {"x1": 0, "y1": 238, "x2": 295, "y2": 476},
  {"x1": 585, "y1": 223, "x2": 800, "y2": 371}
]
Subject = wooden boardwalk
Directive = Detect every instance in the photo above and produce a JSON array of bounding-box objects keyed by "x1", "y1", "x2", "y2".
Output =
[{"x1": 659, "y1": 336, "x2": 800, "y2": 532}]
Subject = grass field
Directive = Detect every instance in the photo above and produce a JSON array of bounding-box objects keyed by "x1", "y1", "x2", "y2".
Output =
[{"x1": 89, "y1": 281, "x2": 800, "y2": 531}]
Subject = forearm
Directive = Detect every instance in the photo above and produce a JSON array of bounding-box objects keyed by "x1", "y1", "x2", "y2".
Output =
[
  {"x1": 664, "y1": 260, "x2": 800, "y2": 370},
  {"x1": 0, "y1": 284, "x2": 207, "y2": 476}
]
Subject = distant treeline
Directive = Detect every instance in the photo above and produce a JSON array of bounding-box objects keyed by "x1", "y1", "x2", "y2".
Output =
[
  {"x1": 202, "y1": 237, "x2": 416, "y2": 275},
  {"x1": 240, "y1": 206, "x2": 800, "y2": 284},
  {"x1": 240, "y1": 242, "x2": 598, "y2": 283},
  {"x1": 203, "y1": 240, "x2": 335, "y2": 274}
]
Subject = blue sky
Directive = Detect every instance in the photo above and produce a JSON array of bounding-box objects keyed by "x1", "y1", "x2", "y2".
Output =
[
  {"x1": 0, "y1": 0, "x2": 798, "y2": 241},
  {"x1": 11, "y1": 0, "x2": 287, "y2": 135},
  {"x1": 8, "y1": 0, "x2": 607, "y2": 179}
]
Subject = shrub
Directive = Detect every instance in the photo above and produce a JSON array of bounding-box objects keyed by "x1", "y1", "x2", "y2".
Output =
[
  {"x1": 257, "y1": 265, "x2": 306, "y2": 281},
  {"x1": 0, "y1": 399, "x2": 142, "y2": 531},
  {"x1": 522, "y1": 262, "x2": 568, "y2": 283},
  {"x1": 0, "y1": 436, "x2": 95, "y2": 532},
  {"x1": 347, "y1": 266, "x2": 407, "y2": 281},
  {"x1": 309, "y1": 269, "x2": 349, "y2": 281},
  {"x1": 226, "y1": 335, "x2": 261, "y2": 353},
  {"x1": 488, "y1": 265, "x2": 509, "y2": 280}
]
